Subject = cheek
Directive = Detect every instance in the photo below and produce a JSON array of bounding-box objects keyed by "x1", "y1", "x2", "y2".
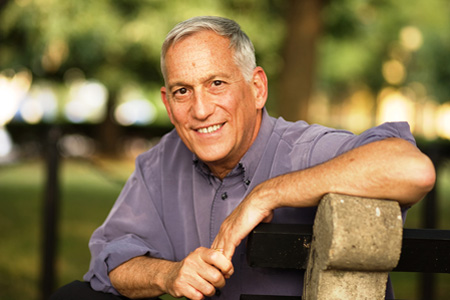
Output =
[{"x1": 169, "y1": 105, "x2": 190, "y2": 126}]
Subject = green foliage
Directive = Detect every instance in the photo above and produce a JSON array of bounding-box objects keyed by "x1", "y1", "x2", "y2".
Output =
[
  {"x1": 1, "y1": 0, "x2": 449, "y2": 110},
  {"x1": 319, "y1": 0, "x2": 450, "y2": 103},
  {"x1": 0, "y1": 0, "x2": 287, "y2": 123},
  {"x1": 0, "y1": 0, "x2": 285, "y2": 89}
]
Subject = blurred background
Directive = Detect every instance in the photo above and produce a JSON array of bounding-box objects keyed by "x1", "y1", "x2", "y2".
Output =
[{"x1": 0, "y1": 0, "x2": 449, "y2": 299}]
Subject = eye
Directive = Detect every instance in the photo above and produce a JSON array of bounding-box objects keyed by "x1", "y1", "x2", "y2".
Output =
[
  {"x1": 212, "y1": 80, "x2": 223, "y2": 86},
  {"x1": 171, "y1": 87, "x2": 191, "y2": 101},
  {"x1": 173, "y1": 87, "x2": 189, "y2": 97},
  {"x1": 175, "y1": 87, "x2": 188, "y2": 95}
]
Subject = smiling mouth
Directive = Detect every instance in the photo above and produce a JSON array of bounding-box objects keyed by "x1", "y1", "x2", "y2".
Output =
[{"x1": 197, "y1": 123, "x2": 223, "y2": 134}]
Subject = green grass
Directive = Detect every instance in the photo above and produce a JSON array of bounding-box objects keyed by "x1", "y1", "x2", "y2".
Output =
[
  {"x1": 0, "y1": 159, "x2": 129, "y2": 300},
  {"x1": 0, "y1": 160, "x2": 45, "y2": 300},
  {"x1": 0, "y1": 158, "x2": 449, "y2": 300},
  {"x1": 57, "y1": 159, "x2": 132, "y2": 288}
]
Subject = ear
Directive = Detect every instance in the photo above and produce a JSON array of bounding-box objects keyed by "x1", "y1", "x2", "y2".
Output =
[
  {"x1": 251, "y1": 67, "x2": 268, "y2": 109},
  {"x1": 161, "y1": 86, "x2": 175, "y2": 124}
]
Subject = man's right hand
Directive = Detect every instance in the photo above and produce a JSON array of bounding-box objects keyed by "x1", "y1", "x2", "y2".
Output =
[
  {"x1": 165, "y1": 247, "x2": 234, "y2": 299},
  {"x1": 109, "y1": 247, "x2": 233, "y2": 300}
]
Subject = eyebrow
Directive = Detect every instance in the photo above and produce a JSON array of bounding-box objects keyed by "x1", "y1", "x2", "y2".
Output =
[{"x1": 167, "y1": 72, "x2": 233, "y2": 91}]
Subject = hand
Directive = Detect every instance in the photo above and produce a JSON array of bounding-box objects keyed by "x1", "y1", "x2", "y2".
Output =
[
  {"x1": 165, "y1": 247, "x2": 234, "y2": 300},
  {"x1": 211, "y1": 182, "x2": 276, "y2": 260}
]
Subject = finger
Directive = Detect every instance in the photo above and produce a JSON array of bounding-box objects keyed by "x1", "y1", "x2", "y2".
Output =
[
  {"x1": 167, "y1": 271, "x2": 206, "y2": 300},
  {"x1": 185, "y1": 248, "x2": 230, "y2": 288},
  {"x1": 222, "y1": 243, "x2": 236, "y2": 262},
  {"x1": 189, "y1": 265, "x2": 226, "y2": 295},
  {"x1": 172, "y1": 252, "x2": 222, "y2": 298},
  {"x1": 180, "y1": 285, "x2": 205, "y2": 300},
  {"x1": 212, "y1": 228, "x2": 240, "y2": 261},
  {"x1": 205, "y1": 248, "x2": 234, "y2": 278},
  {"x1": 192, "y1": 275, "x2": 219, "y2": 298},
  {"x1": 211, "y1": 248, "x2": 232, "y2": 270},
  {"x1": 262, "y1": 211, "x2": 274, "y2": 223}
]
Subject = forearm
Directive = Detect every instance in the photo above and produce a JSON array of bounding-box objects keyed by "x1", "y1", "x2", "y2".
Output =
[
  {"x1": 264, "y1": 138, "x2": 436, "y2": 209},
  {"x1": 212, "y1": 138, "x2": 435, "y2": 260},
  {"x1": 109, "y1": 256, "x2": 173, "y2": 299},
  {"x1": 109, "y1": 248, "x2": 233, "y2": 300}
]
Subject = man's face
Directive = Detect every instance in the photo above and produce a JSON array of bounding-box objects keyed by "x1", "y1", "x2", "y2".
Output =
[{"x1": 161, "y1": 30, "x2": 267, "y2": 178}]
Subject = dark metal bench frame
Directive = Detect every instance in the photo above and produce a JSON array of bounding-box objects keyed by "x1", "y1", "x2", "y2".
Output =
[{"x1": 241, "y1": 223, "x2": 450, "y2": 299}]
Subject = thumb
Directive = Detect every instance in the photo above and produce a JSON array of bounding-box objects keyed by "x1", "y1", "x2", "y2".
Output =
[{"x1": 262, "y1": 211, "x2": 274, "y2": 223}]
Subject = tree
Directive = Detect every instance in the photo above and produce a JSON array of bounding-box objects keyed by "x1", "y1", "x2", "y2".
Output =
[
  {"x1": 0, "y1": 0, "x2": 286, "y2": 154},
  {"x1": 278, "y1": 0, "x2": 324, "y2": 122}
]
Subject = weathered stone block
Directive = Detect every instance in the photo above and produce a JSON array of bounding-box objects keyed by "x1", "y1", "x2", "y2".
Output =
[
  {"x1": 313, "y1": 270, "x2": 388, "y2": 300},
  {"x1": 303, "y1": 193, "x2": 403, "y2": 300}
]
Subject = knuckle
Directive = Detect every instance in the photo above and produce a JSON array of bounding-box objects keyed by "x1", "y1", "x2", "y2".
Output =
[
  {"x1": 210, "y1": 271, "x2": 223, "y2": 284},
  {"x1": 208, "y1": 249, "x2": 220, "y2": 260},
  {"x1": 204, "y1": 285, "x2": 216, "y2": 297},
  {"x1": 169, "y1": 283, "x2": 183, "y2": 298},
  {"x1": 192, "y1": 246, "x2": 207, "y2": 256}
]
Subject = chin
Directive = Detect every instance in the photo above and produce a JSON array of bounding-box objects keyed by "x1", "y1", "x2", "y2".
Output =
[{"x1": 197, "y1": 153, "x2": 226, "y2": 164}]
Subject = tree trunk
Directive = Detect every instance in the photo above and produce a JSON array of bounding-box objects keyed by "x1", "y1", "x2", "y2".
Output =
[
  {"x1": 97, "y1": 93, "x2": 122, "y2": 157},
  {"x1": 0, "y1": 0, "x2": 9, "y2": 13},
  {"x1": 278, "y1": 0, "x2": 323, "y2": 122}
]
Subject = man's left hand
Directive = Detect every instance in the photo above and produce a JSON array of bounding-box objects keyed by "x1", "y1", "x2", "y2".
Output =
[{"x1": 211, "y1": 182, "x2": 275, "y2": 260}]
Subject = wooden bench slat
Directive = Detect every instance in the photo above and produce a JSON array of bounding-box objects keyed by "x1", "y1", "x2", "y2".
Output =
[{"x1": 246, "y1": 223, "x2": 450, "y2": 273}]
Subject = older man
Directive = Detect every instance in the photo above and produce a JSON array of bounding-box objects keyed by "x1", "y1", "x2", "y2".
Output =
[{"x1": 51, "y1": 16, "x2": 435, "y2": 300}]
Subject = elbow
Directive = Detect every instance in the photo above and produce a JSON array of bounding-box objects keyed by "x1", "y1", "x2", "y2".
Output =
[
  {"x1": 407, "y1": 154, "x2": 436, "y2": 206},
  {"x1": 416, "y1": 155, "x2": 436, "y2": 193}
]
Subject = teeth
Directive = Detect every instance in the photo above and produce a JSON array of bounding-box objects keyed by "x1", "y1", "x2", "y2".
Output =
[{"x1": 197, "y1": 124, "x2": 222, "y2": 133}]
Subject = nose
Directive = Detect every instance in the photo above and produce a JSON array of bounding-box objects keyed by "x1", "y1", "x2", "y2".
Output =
[{"x1": 191, "y1": 89, "x2": 214, "y2": 120}]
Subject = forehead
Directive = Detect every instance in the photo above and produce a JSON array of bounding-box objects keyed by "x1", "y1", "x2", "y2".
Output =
[
  {"x1": 168, "y1": 30, "x2": 232, "y2": 57},
  {"x1": 164, "y1": 31, "x2": 239, "y2": 82}
]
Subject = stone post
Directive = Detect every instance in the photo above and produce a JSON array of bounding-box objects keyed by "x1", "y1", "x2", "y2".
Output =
[{"x1": 303, "y1": 193, "x2": 403, "y2": 300}]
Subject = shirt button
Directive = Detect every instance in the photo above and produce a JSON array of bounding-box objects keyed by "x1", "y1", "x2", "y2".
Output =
[
  {"x1": 221, "y1": 192, "x2": 228, "y2": 200},
  {"x1": 245, "y1": 179, "x2": 251, "y2": 185}
]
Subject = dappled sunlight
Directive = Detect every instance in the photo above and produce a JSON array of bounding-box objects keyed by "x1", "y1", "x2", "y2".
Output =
[
  {"x1": 0, "y1": 69, "x2": 32, "y2": 126},
  {"x1": 416, "y1": 99, "x2": 439, "y2": 140},
  {"x1": 376, "y1": 88, "x2": 416, "y2": 129},
  {"x1": 41, "y1": 39, "x2": 69, "y2": 73},
  {"x1": 309, "y1": 22, "x2": 450, "y2": 141},
  {"x1": 382, "y1": 59, "x2": 406, "y2": 85},
  {"x1": 114, "y1": 99, "x2": 157, "y2": 126},
  {"x1": 20, "y1": 84, "x2": 58, "y2": 124},
  {"x1": 0, "y1": 70, "x2": 33, "y2": 159},
  {"x1": 64, "y1": 80, "x2": 108, "y2": 123},
  {"x1": 341, "y1": 88, "x2": 375, "y2": 134},
  {"x1": 436, "y1": 103, "x2": 450, "y2": 140},
  {"x1": 0, "y1": 127, "x2": 14, "y2": 157},
  {"x1": 400, "y1": 26, "x2": 423, "y2": 52}
]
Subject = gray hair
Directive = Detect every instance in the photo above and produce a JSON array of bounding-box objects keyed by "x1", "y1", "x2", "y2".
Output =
[{"x1": 161, "y1": 16, "x2": 256, "y2": 82}]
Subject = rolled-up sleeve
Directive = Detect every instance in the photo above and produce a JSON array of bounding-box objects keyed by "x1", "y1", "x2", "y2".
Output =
[
  {"x1": 308, "y1": 121, "x2": 415, "y2": 167},
  {"x1": 83, "y1": 153, "x2": 175, "y2": 294}
]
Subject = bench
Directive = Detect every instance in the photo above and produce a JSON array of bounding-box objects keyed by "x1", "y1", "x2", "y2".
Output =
[{"x1": 241, "y1": 194, "x2": 450, "y2": 300}]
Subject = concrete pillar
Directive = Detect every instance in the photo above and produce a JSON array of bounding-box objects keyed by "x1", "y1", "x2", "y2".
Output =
[{"x1": 303, "y1": 193, "x2": 403, "y2": 300}]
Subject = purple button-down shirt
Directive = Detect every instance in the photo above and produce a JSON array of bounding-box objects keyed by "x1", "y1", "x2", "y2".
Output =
[{"x1": 84, "y1": 109, "x2": 415, "y2": 298}]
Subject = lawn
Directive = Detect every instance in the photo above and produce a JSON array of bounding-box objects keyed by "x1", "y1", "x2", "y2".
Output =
[
  {"x1": 0, "y1": 158, "x2": 449, "y2": 300},
  {"x1": 0, "y1": 158, "x2": 130, "y2": 300}
]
